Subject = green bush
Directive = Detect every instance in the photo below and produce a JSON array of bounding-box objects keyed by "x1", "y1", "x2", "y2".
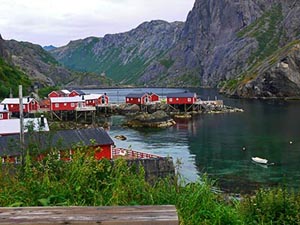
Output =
[
  {"x1": 1, "y1": 144, "x2": 300, "y2": 224},
  {"x1": 239, "y1": 188, "x2": 300, "y2": 224}
]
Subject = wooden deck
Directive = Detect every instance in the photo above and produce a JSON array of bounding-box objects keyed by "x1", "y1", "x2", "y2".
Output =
[{"x1": 0, "y1": 205, "x2": 178, "y2": 225}]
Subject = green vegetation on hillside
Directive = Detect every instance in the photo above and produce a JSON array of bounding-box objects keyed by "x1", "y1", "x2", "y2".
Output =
[{"x1": 0, "y1": 57, "x2": 31, "y2": 98}]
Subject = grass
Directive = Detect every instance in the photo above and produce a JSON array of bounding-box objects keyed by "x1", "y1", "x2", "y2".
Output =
[{"x1": 1, "y1": 142, "x2": 300, "y2": 224}]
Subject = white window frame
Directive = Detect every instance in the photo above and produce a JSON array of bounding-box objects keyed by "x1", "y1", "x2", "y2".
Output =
[{"x1": 55, "y1": 103, "x2": 59, "y2": 108}]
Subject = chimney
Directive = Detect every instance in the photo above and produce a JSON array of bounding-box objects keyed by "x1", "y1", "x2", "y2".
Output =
[
  {"x1": 40, "y1": 115, "x2": 45, "y2": 127},
  {"x1": 3, "y1": 104, "x2": 7, "y2": 110},
  {"x1": 82, "y1": 95, "x2": 85, "y2": 100},
  {"x1": 27, "y1": 97, "x2": 30, "y2": 102}
]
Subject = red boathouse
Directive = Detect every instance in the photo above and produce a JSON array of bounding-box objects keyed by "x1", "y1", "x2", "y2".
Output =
[
  {"x1": 50, "y1": 96, "x2": 85, "y2": 111},
  {"x1": 125, "y1": 92, "x2": 159, "y2": 105},
  {"x1": 166, "y1": 92, "x2": 197, "y2": 105},
  {"x1": 1, "y1": 97, "x2": 39, "y2": 113},
  {"x1": 0, "y1": 128, "x2": 114, "y2": 163}
]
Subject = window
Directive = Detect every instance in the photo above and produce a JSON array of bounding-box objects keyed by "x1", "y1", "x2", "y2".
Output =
[
  {"x1": 55, "y1": 103, "x2": 59, "y2": 108},
  {"x1": 64, "y1": 103, "x2": 67, "y2": 106},
  {"x1": 170, "y1": 98, "x2": 173, "y2": 102},
  {"x1": 126, "y1": 98, "x2": 129, "y2": 101},
  {"x1": 71, "y1": 103, "x2": 75, "y2": 107},
  {"x1": 188, "y1": 98, "x2": 191, "y2": 102},
  {"x1": 138, "y1": 98, "x2": 140, "y2": 102},
  {"x1": 176, "y1": 98, "x2": 179, "y2": 101},
  {"x1": 0, "y1": 113, "x2": 3, "y2": 119}
]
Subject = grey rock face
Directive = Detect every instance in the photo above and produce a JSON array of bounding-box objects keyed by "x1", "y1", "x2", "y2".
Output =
[
  {"x1": 51, "y1": 20, "x2": 184, "y2": 83},
  {"x1": 234, "y1": 44, "x2": 300, "y2": 98}
]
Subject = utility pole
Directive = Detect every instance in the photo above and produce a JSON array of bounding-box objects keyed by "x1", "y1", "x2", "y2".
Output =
[{"x1": 19, "y1": 85, "x2": 25, "y2": 164}]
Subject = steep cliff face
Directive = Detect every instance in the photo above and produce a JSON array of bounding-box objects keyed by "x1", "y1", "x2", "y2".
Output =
[
  {"x1": 221, "y1": 42, "x2": 300, "y2": 98},
  {"x1": 141, "y1": 0, "x2": 300, "y2": 98},
  {"x1": 51, "y1": 20, "x2": 183, "y2": 84}
]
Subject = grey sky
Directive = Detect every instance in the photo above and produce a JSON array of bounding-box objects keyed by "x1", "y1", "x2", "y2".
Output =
[{"x1": 0, "y1": 0, "x2": 195, "y2": 47}]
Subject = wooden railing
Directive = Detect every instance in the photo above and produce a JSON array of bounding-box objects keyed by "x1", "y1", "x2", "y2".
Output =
[
  {"x1": 0, "y1": 205, "x2": 178, "y2": 225},
  {"x1": 112, "y1": 147, "x2": 162, "y2": 159}
]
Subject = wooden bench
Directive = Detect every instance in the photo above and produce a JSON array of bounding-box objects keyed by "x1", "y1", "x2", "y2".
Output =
[{"x1": 0, "y1": 205, "x2": 178, "y2": 225}]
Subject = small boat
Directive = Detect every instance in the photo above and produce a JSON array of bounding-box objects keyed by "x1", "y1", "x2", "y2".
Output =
[{"x1": 252, "y1": 157, "x2": 268, "y2": 164}]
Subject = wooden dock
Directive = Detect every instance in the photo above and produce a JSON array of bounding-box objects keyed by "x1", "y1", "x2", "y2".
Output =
[{"x1": 0, "y1": 205, "x2": 178, "y2": 225}]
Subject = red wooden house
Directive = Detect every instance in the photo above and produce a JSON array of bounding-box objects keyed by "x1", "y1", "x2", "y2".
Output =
[
  {"x1": 50, "y1": 96, "x2": 85, "y2": 111},
  {"x1": 48, "y1": 90, "x2": 70, "y2": 98},
  {"x1": 166, "y1": 92, "x2": 197, "y2": 105},
  {"x1": 84, "y1": 94, "x2": 109, "y2": 107},
  {"x1": 125, "y1": 92, "x2": 158, "y2": 105},
  {"x1": 0, "y1": 128, "x2": 114, "y2": 163},
  {"x1": 149, "y1": 93, "x2": 160, "y2": 102},
  {"x1": 69, "y1": 90, "x2": 86, "y2": 97},
  {"x1": 1, "y1": 97, "x2": 39, "y2": 113},
  {"x1": 0, "y1": 104, "x2": 9, "y2": 120}
]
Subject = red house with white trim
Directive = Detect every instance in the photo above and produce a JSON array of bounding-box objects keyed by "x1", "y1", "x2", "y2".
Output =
[
  {"x1": 69, "y1": 90, "x2": 86, "y2": 97},
  {"x1": 166, "y1": 92, "x2": 197, "y2": 105},
  {"x1": 50, "y1": 96, "x2": 85, "y2": 111},
  {"x1": 84, "y1": 94, "x2": 109, "y2": 107},
  {"x1": 0, "y1": 105, "x2": 9, "y2": 120},
  {"x1": 48, "y1": 90, "x2": 70, "y2": 98},
  {"x1": 126, "y1": 92, "x2": 159, "y2": 105},
  {"x1": 149, "y1": 93, "x2": 160, "y2": 102},
  {"x1": 1, "y1": 97, "x2": 39, "y2": 113},
  {"x1": 0, "y1": 128, "x2": 114, "y2": 163}
]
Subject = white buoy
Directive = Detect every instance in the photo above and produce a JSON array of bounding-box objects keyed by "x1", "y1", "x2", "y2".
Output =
[
  {"x1": 242, "y1": 147, "x2": 246, "y2": 151},
  {"x1": 289, "y1": 141, "x2": 293, "y2": 144}
]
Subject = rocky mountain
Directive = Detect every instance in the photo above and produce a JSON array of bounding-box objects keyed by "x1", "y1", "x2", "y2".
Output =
[
  {"x1": 50, "y1": 0, "x2": 300, "y2": 98},
  {"x1": 51, "y1": 20, "x2": 184, "y2": 84},
  {"x1": 0, "y1": 35, "x2": 113, "y2": 96},
  {"x1": 141, "y1": 0, "x2": 300, "y2": 98},
  {"x1": 43, "y1": 45, "x2": 57, "y2": 51}
]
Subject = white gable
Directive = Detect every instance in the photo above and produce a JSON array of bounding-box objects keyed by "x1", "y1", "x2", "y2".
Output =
[{"x1": 0, "y1": 105, "x2": 8, "y2": 112}]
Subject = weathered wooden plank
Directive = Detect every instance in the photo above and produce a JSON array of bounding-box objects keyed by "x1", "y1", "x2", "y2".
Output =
[{"x1": 0, "y1": 205, "x2": 178, "y2": 225}]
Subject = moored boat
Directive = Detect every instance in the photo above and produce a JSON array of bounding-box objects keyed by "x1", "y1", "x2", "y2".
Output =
[{"x1": 252, "y1": 157, "x2": 268, "y2": 164}]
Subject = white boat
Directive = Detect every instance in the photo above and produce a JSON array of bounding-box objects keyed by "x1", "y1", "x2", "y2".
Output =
[{"x1": 252, "y1": 157, "x2": 268, "y2": 164}]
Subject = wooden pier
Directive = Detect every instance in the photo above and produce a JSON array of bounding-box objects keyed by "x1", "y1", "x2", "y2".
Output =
[{"x1": 0, "y1": 205, "x2": 178, "y2": 225}]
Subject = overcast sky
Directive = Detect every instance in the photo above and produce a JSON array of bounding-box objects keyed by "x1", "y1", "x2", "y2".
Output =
[{"x1": 0, "y1": 0, "x2": 195, "y2": 47}]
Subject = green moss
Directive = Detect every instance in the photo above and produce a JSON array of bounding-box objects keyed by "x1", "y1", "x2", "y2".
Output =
[{"x1": 159, "y1": 58, "x2": 174, "y2": 69}]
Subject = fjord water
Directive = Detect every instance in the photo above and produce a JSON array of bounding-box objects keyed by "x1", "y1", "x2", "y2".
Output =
[{"x1": 87, "y1": 88, "x2": 300, "y2": 193}]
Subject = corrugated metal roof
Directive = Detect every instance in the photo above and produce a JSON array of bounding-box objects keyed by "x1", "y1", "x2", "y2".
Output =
[
  {"x1": 1, "y1": 97, "x2": 35, "y2": 104},
  {"x1": 0, "y1": 128, "x2": 114, "y2": 157},
  {"x1": 0, "y1": 117, "x2": 50, "y2": 135},
  {"x1": 166, "y1": 92, "x2": 196, "y2": 98},
  {"x1": 50, "y1": 96, "x2": 85, "y2": 103}
]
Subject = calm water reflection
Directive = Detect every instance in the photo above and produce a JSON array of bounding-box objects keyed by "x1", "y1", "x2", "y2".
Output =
[{"x1": 87, "y1": 88, "x2": 300, "y2": 192}]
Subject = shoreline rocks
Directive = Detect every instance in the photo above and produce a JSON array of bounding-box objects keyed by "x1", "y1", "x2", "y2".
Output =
[{"x1": 125, "y1": 110, "x2": 176, "y2": 128}]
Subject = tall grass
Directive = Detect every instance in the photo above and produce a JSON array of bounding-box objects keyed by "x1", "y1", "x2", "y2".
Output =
[{"x1": 1, "y1": 145, "x2": 300, "y2": 224}]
